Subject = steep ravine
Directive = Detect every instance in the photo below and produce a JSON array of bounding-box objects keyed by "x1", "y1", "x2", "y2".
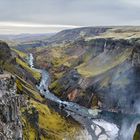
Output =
[
  {"x1": 29, "y1": 53, "x2": 140, "y2": 140},
  {"x1": 1, "y1": 26, "x2": 140, "y2": 139},
  {"x1": 0, "y1": 41, "x2": 82, "y2": 140}
]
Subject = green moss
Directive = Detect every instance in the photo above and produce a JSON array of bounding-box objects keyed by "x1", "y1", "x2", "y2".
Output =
[
  {"x1": 91, "y1": 95, "x2": 98, "y2": 108},
  {"x1": 3, "y1": 61, "x2": 22, "y2": 76},
  {"x1": 54, "y1": 71, "x2": 65, "y2": 80},
  {"x1": 21, "y1": 98, "x2": 80, "y2": 140},
  {"x1": 21, "y1": 116, "x2": 37, "y2": 140},
  {"x1": 16, "y1": 57, "x2": 41, "y2": 80},
  {"x1": 11, "y1": 48, "x2": 28, "y2": 58},
  {"x1": 134, "y1": 125, "x2": 140, "y2": 140},
  {"x1": 77, "y1": 48, "x2": 132, "y2": 77},
  {"x1": 16, "y1": 79, "x2": 23, "y2": 91},
  {"x1": 49, "y1": 81, "x2": 64, "y2": 96},
  {"x1": 31, "y1": 100, "x2": 79, "y2": 140},
  {"x1": 16, "y1": 76, "x2": 44, "y2": 102}
]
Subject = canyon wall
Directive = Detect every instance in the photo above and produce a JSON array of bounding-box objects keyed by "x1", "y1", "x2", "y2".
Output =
[{"x1": 0, "y1": 73, "x2": 23, "y2": 139}]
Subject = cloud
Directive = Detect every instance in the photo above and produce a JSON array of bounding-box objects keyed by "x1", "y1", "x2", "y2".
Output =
[
  {"x1": 122, "y1": 0, "x2": 140, "y2": 7},
  {"x1": 0, "y1": 22, "x2": 80, "y2": 28},
  {"x1": 0, "y1": 0, "x2": 140, "y2": 34},
  {"x1": 0, "y1": 22, "x2": 81, "y2": 34}
]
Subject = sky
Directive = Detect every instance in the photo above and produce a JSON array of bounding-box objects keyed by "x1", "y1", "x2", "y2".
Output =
[{"x1": 0, "y1": 0, "x2": 140, "y2": 34}]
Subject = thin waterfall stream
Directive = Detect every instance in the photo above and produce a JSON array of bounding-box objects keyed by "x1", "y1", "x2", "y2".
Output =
[{"x1": 28, "y1": 53, "x2": 140, "y2": 140}]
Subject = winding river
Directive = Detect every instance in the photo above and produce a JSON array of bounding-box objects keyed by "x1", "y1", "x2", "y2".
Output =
[{"x1": 28, "y1": 53, "x2": 140, "y2": 140}]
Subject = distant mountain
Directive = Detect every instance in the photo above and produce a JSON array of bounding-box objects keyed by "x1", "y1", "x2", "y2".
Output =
[
  {"x1": 0, "y1": 33, "x2": 54, "y2": 42},
  {"x1": 0, "y1": 27, "x2": 110, "y2": 50},
  {"x1": 2, "y1": 26, "x2": 140, "y2": 51},
  {"x1": 46, "y1": 27, "x2": 111, "y2": 45},
  {"x1": 0, "y1": 33, "x2": 55, "y2": 51},
  {"x1": 45, "y1": 26, "x2": 140, "y2": 45}
]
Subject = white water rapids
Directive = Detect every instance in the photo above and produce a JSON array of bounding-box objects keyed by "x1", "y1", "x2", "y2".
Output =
[
  {"x1": 28, "y1": 53, "x2": 139, "y2": 140},
  {"x1": 28, "y1": 53, "x2": 34, "y2": 68}
]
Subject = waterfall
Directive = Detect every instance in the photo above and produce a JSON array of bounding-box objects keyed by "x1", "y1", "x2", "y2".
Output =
[{"x1": 28, "y1": 53, "x2": 34, "y2": 68}]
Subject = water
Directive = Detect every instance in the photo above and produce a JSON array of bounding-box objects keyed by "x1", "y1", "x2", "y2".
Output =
[
  {"x1": 28, "y1": 53, "x2": 139, "y2": 140},
  {"x1": 28, "y1": 53, "x2": 34, "y2": 68}
]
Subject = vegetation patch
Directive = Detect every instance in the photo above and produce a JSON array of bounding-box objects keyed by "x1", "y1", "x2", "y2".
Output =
[
  {"x1": 77, "y1": 48, "x2": 133, "y2": 77},
  {"x1": 21, "y1": 97, "x2": 80, "y2": 140},
  {"x1": 16, "y1": 57, "x2": 41, "y2": 80},
  {"x1": 12, "y1": 48, "x2": 28, "y2": 58}
]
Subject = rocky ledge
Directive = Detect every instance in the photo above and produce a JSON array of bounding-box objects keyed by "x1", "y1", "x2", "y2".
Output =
[{"x1": 0, "y1": 72, "x2": 23, "y2": 140}]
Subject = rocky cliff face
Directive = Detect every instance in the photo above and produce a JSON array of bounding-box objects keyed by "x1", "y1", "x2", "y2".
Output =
[
  {"x1": 0, "y1": 73, "x2": 23, "y2": 140},
  {"x1": 0, "y1": 41, "x2": 23, "y2": 139},
  {"x1": 46, "y1": 37, "x2": 140, "y2": 113},
  {"x1": 0, "y1": 41, "x2": 12, "y2": 61}
]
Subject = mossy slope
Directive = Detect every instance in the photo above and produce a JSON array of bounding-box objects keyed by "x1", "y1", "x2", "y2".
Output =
[{"x1": 0, "y1": 44, "x2": 80, "y2": 140}]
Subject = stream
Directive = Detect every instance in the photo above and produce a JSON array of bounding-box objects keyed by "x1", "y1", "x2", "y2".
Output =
[{"x1": 28, "y1": 53, "x2": 140, "y2": 140}]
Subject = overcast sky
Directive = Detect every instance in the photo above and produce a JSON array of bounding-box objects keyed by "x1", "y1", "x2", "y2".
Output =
[{"x1": 0, "y1": 0, "x2": 140, "y2": 34}]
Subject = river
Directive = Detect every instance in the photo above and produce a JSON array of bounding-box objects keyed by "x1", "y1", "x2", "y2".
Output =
[{"x1": 28, "y1": 53, "x2": 140, "y2": 140}]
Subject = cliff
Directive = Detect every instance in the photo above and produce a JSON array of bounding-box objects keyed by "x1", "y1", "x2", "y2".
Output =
[
  {"x1": 0, "y1": 41, "x2": 80, "y2": 140},
  {"x1": 33, "y1": 27, "x2": 140, "y2": 114},
  {"x1": 0, "y1": 41, "x2": 12, "y2": 60},
  {"x1": 0, "y1": 72, "x2": 23, "y2": 139},
  {"x1": 48, "y1": 38, "x2": 140, "y2": 113},
  {"x1": 1, "y1": 27, "x2": 140, "y2": 139}
]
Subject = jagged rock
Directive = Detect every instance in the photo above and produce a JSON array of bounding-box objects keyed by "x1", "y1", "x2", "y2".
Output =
[
  {"x1": 0, "y1": 41, "x2": 11, "y2": 61},
  {"x1": 0, "y1": 73, "x2": 23, "y2": 140}
]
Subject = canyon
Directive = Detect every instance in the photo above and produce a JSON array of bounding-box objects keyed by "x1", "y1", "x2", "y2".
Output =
[{"x1": 0, "y1": 26, "x2": 140, "y2": 140}]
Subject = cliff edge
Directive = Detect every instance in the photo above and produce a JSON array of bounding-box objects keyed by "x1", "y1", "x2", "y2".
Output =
[{"x1": 0, "y1": 72, "x2": 23, "y2": 139}]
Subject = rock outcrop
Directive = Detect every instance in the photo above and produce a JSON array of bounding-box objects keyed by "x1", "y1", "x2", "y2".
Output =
[
  {"x1": 0, "y1": 72, "x2": 23, "y2": 140},
  {"x1": 0, "y1": 41, "x2": 11, "y2": 61}
]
